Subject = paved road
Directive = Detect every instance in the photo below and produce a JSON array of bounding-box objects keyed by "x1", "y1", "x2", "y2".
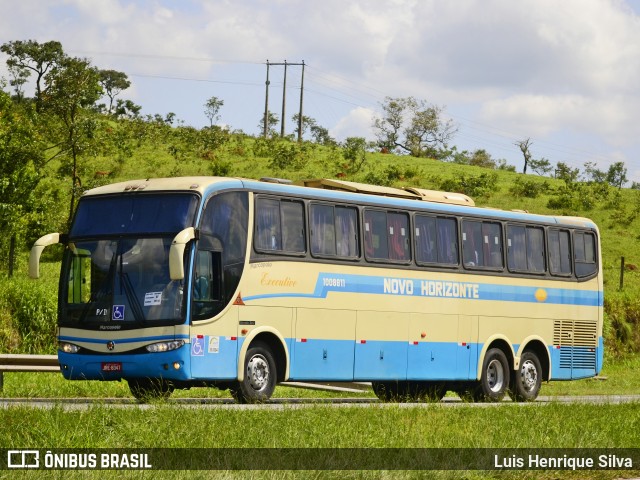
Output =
[{"x1": 2, "y1": 395, "x2": 639, "y2": 410}]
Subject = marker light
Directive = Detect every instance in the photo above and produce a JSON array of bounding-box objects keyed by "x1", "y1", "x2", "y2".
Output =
[
  {"x1": 59, "y1": 342, "x2": 80, "y2": 354},
  {"x1": 145, "y1": 340, "x2": 185, "y2": 353}
]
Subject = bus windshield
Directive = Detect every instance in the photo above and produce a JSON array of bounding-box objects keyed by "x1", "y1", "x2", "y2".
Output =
[
  {"x1": 70, "y1": 193, "x2": 198, "y2": 237},
  {"x1": 61, "y1": 237, "x2": 186, "y2": 327}
]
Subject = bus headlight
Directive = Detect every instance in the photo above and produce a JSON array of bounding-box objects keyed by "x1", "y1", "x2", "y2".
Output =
[
  {"x1": 59, "y1": 342, "x2": 81, "y2": 354},
  {"x1": 145, "y1": 340, "x2": 185, "y2": 353}
]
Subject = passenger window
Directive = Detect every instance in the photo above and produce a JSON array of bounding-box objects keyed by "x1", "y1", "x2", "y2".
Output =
[
  {"x1": 574, "y1": 231, "x2": 597, "y2": 277},
  {"x1": 507, "y1": 225, "x2": 545, "y2": 274},
  {"x1": 415, "y1": 215, "x2": 458, "y2": 266},
  {"x1": 364, "y1": 210, "x2": 389, "y2": 260},
  {"x1": 310, "y1": 204, "x2": 359, "y2": 258},
  {"x1": 548, "y1": 229, "x2": 571, "y2": 276},
  {"x1": 364, "y1": 209, "x2": 409, "y2": 262},
  {"x1": 254, "y1": 197, "x2": 305, "y2": 254},
  {"x1": 462, "y1": 220, "x2": 502, "y2": 269}
]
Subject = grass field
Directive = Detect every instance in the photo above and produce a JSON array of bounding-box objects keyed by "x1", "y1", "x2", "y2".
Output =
[{"x1": 1, "y1": 356, "x2": 639, "y2": 479}]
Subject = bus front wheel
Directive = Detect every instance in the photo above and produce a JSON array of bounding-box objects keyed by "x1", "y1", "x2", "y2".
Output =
[
  {"x1": 476, "y1": 348, "x2": 510, "y2": 402},
  {"x1": 231, "y1": 342, "x2": 277, "y2": 404},
  {"x1": 511, "y1": 351, "x2": 542, "y2": 402}
]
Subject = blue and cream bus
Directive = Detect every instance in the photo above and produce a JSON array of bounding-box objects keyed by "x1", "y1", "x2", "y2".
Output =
[{"x1": 29, "y1": 176, "x2": 603, "y2": 403}]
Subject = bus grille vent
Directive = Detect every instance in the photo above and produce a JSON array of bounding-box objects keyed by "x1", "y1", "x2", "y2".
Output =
[{"x1": 553, "y1": 320, "x2": 597, "y2": 370}]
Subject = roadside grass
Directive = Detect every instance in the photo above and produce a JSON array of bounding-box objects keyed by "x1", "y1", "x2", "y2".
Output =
[{"x1": 1, "y1": 402, "x2": 639, "y2": 480}]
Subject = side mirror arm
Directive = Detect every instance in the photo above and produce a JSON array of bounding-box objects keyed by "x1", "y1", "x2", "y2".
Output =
[
  {"x1": 29, "y1": 233, "x2": 61, "y2": 278},
  {"x1": 169, "y1": 227, "x2": 197, "y2": 280}
]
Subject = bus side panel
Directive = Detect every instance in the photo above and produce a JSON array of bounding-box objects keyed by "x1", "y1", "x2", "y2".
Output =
[
  {"x1": 354, "y1": 311, "x2": 408, "y2": 380},
  {"x1": 289, "y1": 308, "x2": 355, "y2": 380},
  {"x1": 408, "y1": 313, "x2": 459, "y2": 380}
]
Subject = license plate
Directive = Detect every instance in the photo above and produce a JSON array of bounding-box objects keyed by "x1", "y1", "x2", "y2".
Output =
[{"x1": 101, "y1": 362, "x2": 122, "y2": 372}]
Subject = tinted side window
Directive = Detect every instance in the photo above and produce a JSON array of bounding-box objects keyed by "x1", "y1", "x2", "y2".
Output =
[
  {"x1": 462, "y1": 220, "x2": 502, "y2": 269},
  {"x1": 507, "y1": 225, "x2": 545, "y2": 273},
  {"x1": 549, "y1": 229, "x2": 572, "y2": 276},
  {"x1": 574, "y1": 231, "x2": 597, "y2": 277},
  {"x1": 255, "y1": 197, "x2": 305, "y2": 254},
  {"x1": 415, "y1": 215, "x2": 458, "y2": 266},
  {"x1": 310, "y1": 204, "x2": 359, "y2": 259},
  {"x1": 364, "y1": 210, "x2": 410, "y2": 262}
]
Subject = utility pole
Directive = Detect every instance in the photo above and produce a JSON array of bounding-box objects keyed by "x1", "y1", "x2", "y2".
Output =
[
  {"x1": 281, "y1": 60, "x2": 287, "y2": 137},
  {"x1": 297, "y1": 60, "x2": 305, "y2": 142},
  {"x1": 263, "y1": 60, "x2": 305, "y2": 139},
  {"x1": 263, "y1": 60, "x2": 270, "y2": 138}
]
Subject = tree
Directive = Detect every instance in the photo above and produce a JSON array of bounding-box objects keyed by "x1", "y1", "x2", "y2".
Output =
[
  {"x1": 99, "y1": 69, "x2": 131, "y2": 114},
  {"x1": 606, "y1": 162, "x2": 628, "y2": 190},
  {"x1": 373, "y1": 97, "x2": 405, "y2": 151},
  {"x1": 258, "y1": 111, "x2": 279, "y2": 136},
  {"x1": 516, "y1": 138, "x2": 533, "y2": 174},
  {"x1": 342, "y1": 137, "x2": 368, "y2": 174},
  {"x1": 204, "y1": 96, "x2": 224, "y2": 127},
  {"x1": 555, "y1": 162, "x2": 580, "y2": 183},
  {"x1": 469, "y1": 149, "x2": 496, "y2": 169},
  {"x1": 309, "y1": 124, "x2": 336, "y2": 146},
  {"x1": 113, "y1": 98, "x2": 142, "y2": 119},
  {"x1": 373, "y1": 96, "x2": 457, "y2": 157},
  {"x1": 0, "y1": 88, "x2": 45, "y2": 247},
  {"x1": 0, "y1": 40, "x2": 64, "y2": 111},
  {"x1": 529, "y1": 157, "x2": 553, "y2": 176},
  {"x1": 291, "y1": 113, "x2": 316, "y2": 139},
  {"x1": 583, "y1": 162, "x2": 607, "y2": 183},
  {"x1": 43, "y1": 56, "x2": 102, "y2": 226}
]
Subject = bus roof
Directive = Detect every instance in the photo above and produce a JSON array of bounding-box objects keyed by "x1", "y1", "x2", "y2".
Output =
[{"x1": 81, "y1": 176, "x2": 598, "y2": 230}]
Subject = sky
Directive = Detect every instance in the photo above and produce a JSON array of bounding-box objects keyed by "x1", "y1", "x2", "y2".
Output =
[{"x1": 1, "y1": 0, "x2": 639, "y2": 183}]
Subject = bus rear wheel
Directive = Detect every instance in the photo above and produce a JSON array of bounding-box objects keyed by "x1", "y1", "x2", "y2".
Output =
[
  {"x1": 476, "y1": 348, "x2": 510, "y2": 402},
  {"x1": 230, "y1": 342, "x2": 277, "y2": 404},
  {"x1": 511, "y1": 351, "x2": 542, "y2": 402},
  {"x1": 128, "y1": 378, "x2": 174, "y2": 402}
]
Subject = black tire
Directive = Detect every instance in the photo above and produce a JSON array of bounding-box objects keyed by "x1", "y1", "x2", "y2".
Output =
[
  {"x1": 510, "y1": 351, "x2": 542, "y2": 402},
  {"x1": 128, "y1": 378, "x2": 174, "y2": 402},
  {"x1": 372, "y1": 381, "x2": 407, "y2": 402},
  {"x1": 476, "y1": 348, "x2": 510, "y2": 402},
  {"x1": 230, "y1": 342, "x2": 277, "y2": 404},
  {"x1": 409, "y1": 381, "x2": 447, "y2": 402}
]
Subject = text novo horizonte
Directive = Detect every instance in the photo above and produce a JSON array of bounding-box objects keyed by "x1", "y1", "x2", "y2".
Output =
[{"x1": 383, "y1": 278, "x2": 480, "y2": 299}]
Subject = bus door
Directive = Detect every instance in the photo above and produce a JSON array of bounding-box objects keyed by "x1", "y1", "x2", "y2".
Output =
[{"x1": 189, "y1": 249, "x2": 238, "y2": 380}]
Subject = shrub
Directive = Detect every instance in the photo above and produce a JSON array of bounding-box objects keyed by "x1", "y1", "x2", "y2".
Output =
[
  {"x1": 0, "y1": 277, "x2": 57, "y2": 353},
  {"x1": 509, "y1": 177, "x2": 549, "y2": 198},
  {"x1": 439, "y1": 173, "x2": 499, "y2": 198}
]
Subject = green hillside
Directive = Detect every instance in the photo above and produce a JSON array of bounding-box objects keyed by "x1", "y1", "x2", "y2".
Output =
[{"x1": 1, "y1": 116, "x2": 639, "y2": 357}]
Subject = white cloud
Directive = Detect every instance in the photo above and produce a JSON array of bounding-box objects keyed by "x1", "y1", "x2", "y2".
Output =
[{"x1": 330, "y1": 107, "x2": 375, "y2": 141}]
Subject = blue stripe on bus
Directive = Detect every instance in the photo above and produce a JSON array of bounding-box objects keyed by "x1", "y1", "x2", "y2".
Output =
[{"x1": 243, "y1": 272, "x2": 602, "y2": 307}]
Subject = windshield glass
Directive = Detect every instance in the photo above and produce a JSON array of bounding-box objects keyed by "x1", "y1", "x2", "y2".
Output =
[
  {"x1": 61, "y1": 237, "x2": 185, "y2": 327},
  {"x1": 70, "y1": 193, "x2": 198, "y2": 237}
]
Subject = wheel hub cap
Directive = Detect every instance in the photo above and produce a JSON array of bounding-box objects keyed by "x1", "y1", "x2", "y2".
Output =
[
  {"x1": 247, "y1": 354, "x2": 269, "y2": 391},
  {"x1": 520, "y1": 360, "x2": 537, "y2": 391}
]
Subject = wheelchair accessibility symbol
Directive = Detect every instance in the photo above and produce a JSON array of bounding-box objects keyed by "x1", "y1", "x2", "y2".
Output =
[
  {"x1": 112, "y1": 305, "x2": 125, "y2": 321},
  {"x1": 191, "y1": 336, "x2": 205, "y2": 356}
]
